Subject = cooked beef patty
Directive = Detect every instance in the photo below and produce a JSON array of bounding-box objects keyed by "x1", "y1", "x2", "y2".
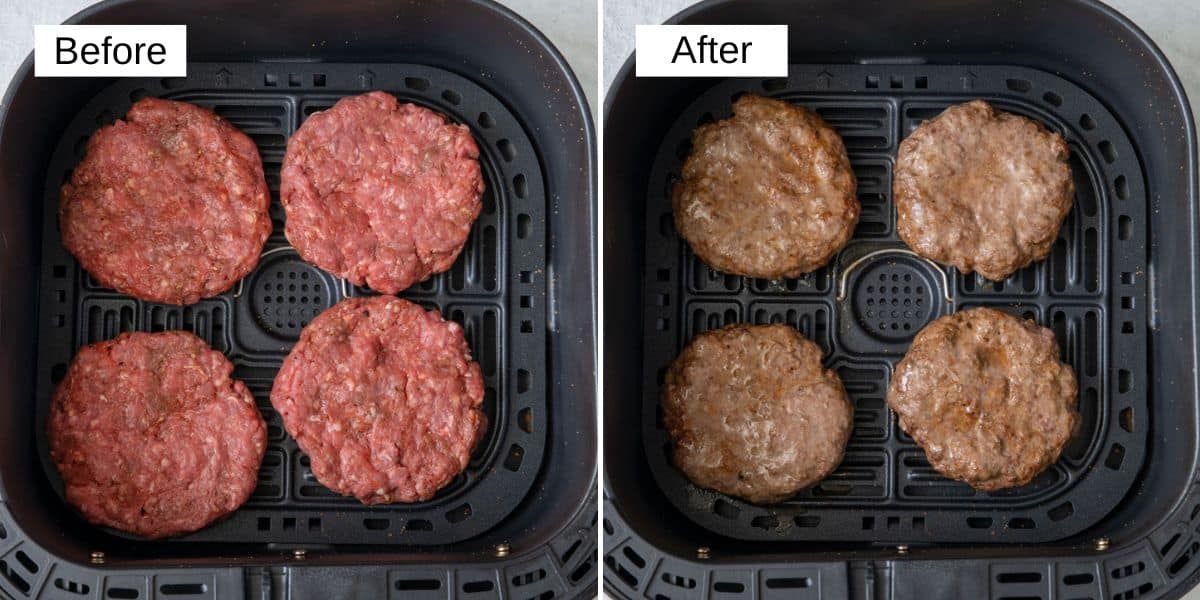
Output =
[
  {"x1": 887, "y1": 307, "x2": 1079, "y2": 490},
  {"x1": 48, "y1": 331, "x2": 266, "y2": 539},
  {"x1": 672, "y1": 94, "x2": 859, "y2": 279},
  {"x1": 271, "y1": 296, "x2": 486, "y2": 504},
  {"x1": 662, "y1": 323, "x2": 853, "y2": 504},
  {"x1": 894, "y1": 100, "x2": 1074, "y2": 281},
  {"x1": 60, "y1": 97, "x2": 271, "y2": 305},
  {"x1": 281, "y1": 91, "x2": 484, "y2": 294}
]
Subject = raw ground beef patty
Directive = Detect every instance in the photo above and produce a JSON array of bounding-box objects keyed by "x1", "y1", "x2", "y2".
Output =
[
  {"x1": 60, "y1": 97, "x2": 271, "y2": 305},
  {"x1": 270, "y1": 295, "x2": 486, "y2": 504},
  {"x1": 673, "y1": 94, "x2": 859, "y2": 279},
  {"x1": 662, "y1": 324, "x2": 853, "y2": 504},
  {"x1": 280, "y1": 91, "x2": 484, "y2": 294},
  {"x1": 887, "y1": 307, "x2": 1079, "y2": 490},
  {"x1": 894, "y1": 100, "x2": 1075, "y2": 281},
  {"x1": 48, "y1": 331, "x2": 266, "y2": 539}
]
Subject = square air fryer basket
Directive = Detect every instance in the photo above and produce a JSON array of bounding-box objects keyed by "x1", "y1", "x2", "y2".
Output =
[
  {"x1": 0, "y1": 1, "x2": 596, "y2": 599},
  {"x1": 604, "y1": 1, "x2": 1199, "y2": 599}
]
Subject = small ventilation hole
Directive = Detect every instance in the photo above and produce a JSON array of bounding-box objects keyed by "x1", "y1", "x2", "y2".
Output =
[
  {"x1": 503, "y1": 444, "x2": 525, "y2": 471},
  {"x1": 762, "y1": 78, "x2": 788, "y2": 91},
  {"x1": 518, "y1": 214, "x2": 532, "y2": 239},
  {"x1": 1119, "y1": 369, "x2": 1132, "y2": 393},
  {"x1": 441, "y1": 89, "x2": 462, "y2": 105},
  {"x1": 1008, "y1": 517, "x2": 1035, "y2": 529},
  {"x1": 750, "y1": 515, "x2": 779, "y2": 529},
  {"x1": 497, "y1": 139, "x2": 516, "y2": 161},
  {"x1": 714, "y1": 582, "x2": 745, "y2": 593},
  {"x1": 287, "y1": 73, "x2": 301, "y2": 87},
  {"x1": 996, "y1": 572, "x2": 1042, "y2": 583},
  {"x1": 889, "y1": 75, "x2": 903, "y2": 89},
  {"x1": 160, "y1": 583, "x2": 207, "y2": 595},
  {"x1": 713, "y1": 499, "x2": 740, "y2": 519},
  {"x1": 518, "y1": 407, "x2": 533, "y2": 433},
  {"x1": 915, "y1": 76, "x2": 928, "y2": 88},
  {"x1": 1115, "y1": 175, "x2": 1130, "y2": 200},
  {"x1": 1099, "y1": 140, "x2": 1117, "y2": 163},
  {"x1": 1048, "y1": 501, "x2": 1074, "y2": 521},
  {"x1": 1120, "y1": 407, "x2": 1134, "y2": 432},
  {"x1": 55, "y1": 578, "x2": 91, "y2": 595},
  {"x1": 1106, "y1": 443, "x2": 1126, "y2": 469},
  {"x1": 764, "y1": 577, "x2": 812, "y2": 589},
  {"x1": 408, "y1": 519, "x2": 432, "y2": 531},
  {"x1": 263, "y1": 73, "x2": 278, "y2": 87},
  {"x1": 1080, "y1": 113, "x2": 1097, "y2": 130},
  {"x1": 623, "y1": 547, "x2": 647, "y2": 569},
  {"x1": 1043, "y1": 91, "x2": 1063, "y2": 106},
  {"x1": 313, "y1": 74, "x2": 326, "y2": 87},
  {"x1": 446, "y1": 503, "x2": 472, "y2": 523},
  {"x1": 395, "y1": 579, "x2": 441, "y2": 591},
  {"x1": 513, "y1": 173, "x2": 528, "y2": 198},
  {"x1": 1119, "y1": 215, "x2": 1132, "y2": 240},
  {"x1": 478, "y1": 112, "x2": 495, "y2": 128},
  {"x1": 463, "y1": 580, "x2": 494, "y2": 593},
  {"x1": 865, "y1": 75, "x2": 879, "y2": 88},
  {"x1": 967, "y1": 517, "x2": 993, "y2": 528},
  {"x1": 107, "y1": 589, "x2": 140, "y2": 599},
  {"x1": 364, "y1": 518, "x2": 389, "y2": 530},
  {"x1": 404, "y1": 77, "x2": 430, "y2": 91},
  {"x1": 1063, "y1": 573, "x2": 1095, "y2": 585},
  {"x1": 1006, "y1": 78, "x2": 1032, "y2": 92}
]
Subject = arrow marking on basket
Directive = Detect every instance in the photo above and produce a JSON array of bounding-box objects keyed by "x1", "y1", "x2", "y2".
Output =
[
  {"x1": 962, "y1": 71, "x2": 977, "y2": 90},
  {"x1": 215, "y1": 68, "x2": 231, "y2": 87},
  {"x1": 360, "y1": 69, "x2": 375, "y2": 88},
  {"x1": 817, "y1": 70, "x2": 833, "y2": 89}
]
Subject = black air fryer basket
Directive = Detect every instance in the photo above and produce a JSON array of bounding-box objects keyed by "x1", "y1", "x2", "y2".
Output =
[
  {"x1": 605, "y1": 1, "x2": 1199, "y2": 598},
  {"x1": 0, "y1": 1, "x2": 596, "y2": 599}
]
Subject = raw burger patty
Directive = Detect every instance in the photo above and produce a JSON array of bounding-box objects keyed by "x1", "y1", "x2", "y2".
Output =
[
  {"x1": 61, "y1": 97, "x2": 271, "y2": 305},
  {"x1": 887, "y1": 307, "x2": 1079, "y2": 490},
  {"x1": 281, "y1": 91, "x2": 484, "y2": 294},
  {"x1": 662, "y1": 323, "x2": 853, "y2": 504},
  {"x1": 673, "y1": 94, "x2": 859, "y2": 279},
  {"x1": 271, "y1": 295, "x2": 486, "y2": 504},
  {"x1": 895, "y1": 100, "x2": 1074, "y2": 281},
  {"x1": 48, "y1": 331, "x2": 266, "y2": 539}
]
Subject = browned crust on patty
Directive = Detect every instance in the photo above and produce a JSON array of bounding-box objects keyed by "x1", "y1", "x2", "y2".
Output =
[
  {"x1": 672, "y1": 95, "x2": 860, "y2": 279},
  {"x1": 887, "y1": 307, "x2": 1079, "y2": 490},
  {"x1": 894, "y1": 100, "x2": 1074, "y2": 281},
  {"x1": 662, "y1": 324, "x2": 853, "y2": 504}
]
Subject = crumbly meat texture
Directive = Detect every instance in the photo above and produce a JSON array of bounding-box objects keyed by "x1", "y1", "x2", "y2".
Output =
[
  {"x1": 48, "y1": 331, "x2": 266, "y2": 539},
  {"x1": 672, "y1": 94, "x2": 859, "y2": 279},
  {"x1": 894, "y1": 100, "x2": 1074, "y2": 281},
  {"x1": 280, "y1": 91, "x2": 484, "y2": 294},
  {"x1": 887, "y1": 307, "x2": 1079, "y2": 491},
  {"x1": 270, "y1": 296, "x2": 486, "y2": 504},
  {"x1": 60, "y1": 97, "x2": 271, "y2": 305},
  {"x1": 662, "y1": 324, "x2": 853, "y2": 504}
]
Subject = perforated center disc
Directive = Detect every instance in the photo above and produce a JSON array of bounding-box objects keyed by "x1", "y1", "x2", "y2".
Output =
[
  {"x1": 250, "y1": 252, "x2": 335, "y2": 339},
  {"x1": 849, "y1": 255, "x2": 939, "y2": 341}
]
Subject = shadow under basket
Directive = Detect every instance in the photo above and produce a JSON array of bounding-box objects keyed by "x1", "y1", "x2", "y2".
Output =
[
  {"x1": 605, "y1": 1, "x2": 1199, "y2": 599},
  {"x1": 0, "y1": 1, "x2": 596, "y2": 599}
]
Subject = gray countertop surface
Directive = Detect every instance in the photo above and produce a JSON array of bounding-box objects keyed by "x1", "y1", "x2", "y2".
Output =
[{"x1": 0, "y1": 0, "x2": 598, "y2": 117}]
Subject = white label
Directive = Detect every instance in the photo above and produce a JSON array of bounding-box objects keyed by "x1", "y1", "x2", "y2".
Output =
[
  {"x1": 35, "y1": 25, "x2": 186, "y2": 77},
  {"x1": 636, "y1": 25, "x2": 787, "y2": 77}
]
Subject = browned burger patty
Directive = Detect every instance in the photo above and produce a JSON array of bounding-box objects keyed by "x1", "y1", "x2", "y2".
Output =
[
  {"x1": 672, "y1": 95, "x2": 859, "y2": 279},
  {"x1": 887, "y1": 307, "x2": 1079, "y2": 490},
  {"x1": 48, "y1": 331, "x2": 266, "y2": 539},
  {"x1": 662, "y1": 324, "x2": 853, "y2": 504},
  {"x1": 61, "y1": 98, "x2": 271, "y2": 305},
  {"x1": 271, "y1": 295, "x2": 486, "y2": 504},
  {"x1": 894, "y1": 100, "x2": 1074, "y2": 281},
  {"x1": 281, "y1": 91, "x2": 484, "y2": 294}
]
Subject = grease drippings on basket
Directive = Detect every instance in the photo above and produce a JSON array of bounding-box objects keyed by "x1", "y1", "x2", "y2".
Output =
[
  {"x1": 661, "y1": 324, "x2": 853, "y2": 504},
  {"x1": 894, "y1": 100, "x2": 1075, "y2": 281},
  {"x1": 672, "y1": 94, "x2": 859, "y2": 280}
]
